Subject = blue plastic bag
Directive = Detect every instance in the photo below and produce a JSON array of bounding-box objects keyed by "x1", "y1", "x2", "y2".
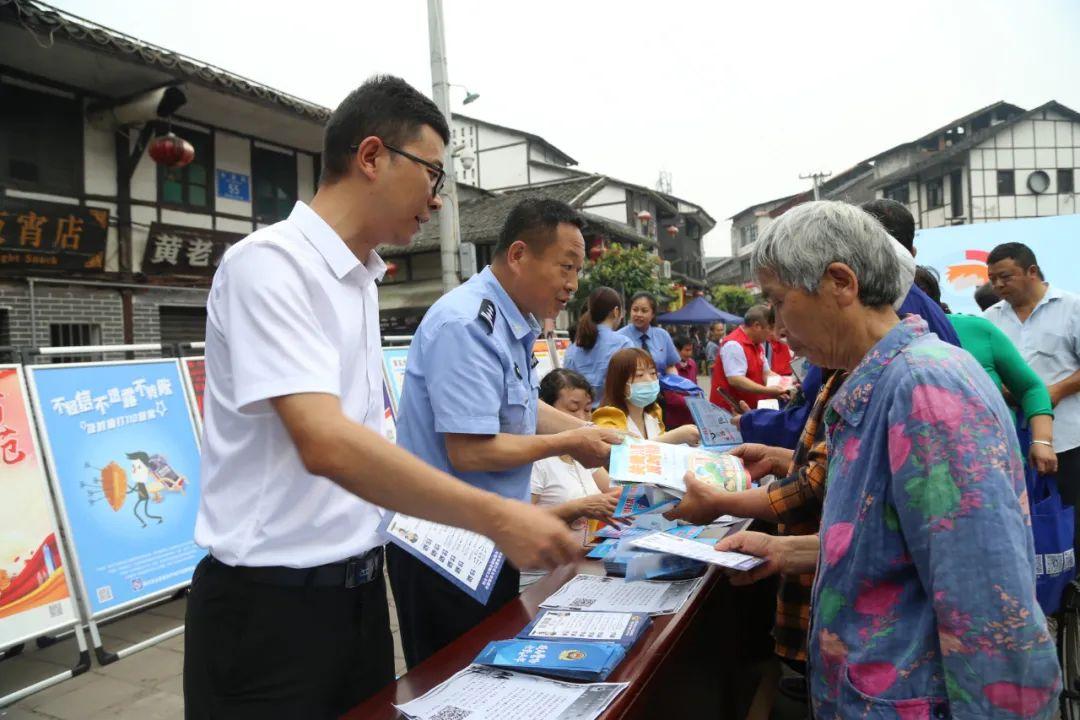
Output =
[{"x1": 1030, "y1": 472, "x2": 1076, "y2": 616}]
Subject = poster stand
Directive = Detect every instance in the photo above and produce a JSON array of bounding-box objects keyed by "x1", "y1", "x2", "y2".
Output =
[
  {"x1": 25, "y1": 357, "x2": 203, "y2": 666},
  {"x1": 0, "y1": 365, "x2": 90, "y2": 705}
]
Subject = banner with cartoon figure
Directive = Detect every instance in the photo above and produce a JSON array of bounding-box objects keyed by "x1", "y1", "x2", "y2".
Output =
[
  {"x1": 0, "y1": 366, "x2": 79, "y2": 649},
  {"x1": 27, "y1": 360, "x2": 203, "y2": 618},
  {"x1": 914, "y1": 213, "x2": 1080, "y2": 315}
]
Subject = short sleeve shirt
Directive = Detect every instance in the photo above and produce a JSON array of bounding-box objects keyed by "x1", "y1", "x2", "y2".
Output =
[
  {"x1": 563, "y1": 325, "x2": 634, "y2": 406},
  {"x1": 720, "y1": 339, "x2": 770, "y2": 378},
  {"x1": 618, "y1": 324, "x2": 680, "y2": 373},
  {"x1": 195, "y1": 202, "x2": 386, "y2": 568},
  {"x1": 396, "y1": 267, "x2": 541, "y2": 501}
]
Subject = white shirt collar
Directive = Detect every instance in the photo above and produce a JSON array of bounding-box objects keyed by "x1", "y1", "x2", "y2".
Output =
[{"x1": 286, "y1": 201, "x2": 386, "y2": 284}]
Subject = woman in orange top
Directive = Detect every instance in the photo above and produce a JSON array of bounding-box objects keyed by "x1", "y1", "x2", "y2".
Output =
[{"x1": 592, "y1": 348, "x2": 699, "y2": 444}]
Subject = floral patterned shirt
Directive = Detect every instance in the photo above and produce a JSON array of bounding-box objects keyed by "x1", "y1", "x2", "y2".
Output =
[{"x1": 810, "y1": 316, "x2": 1060, "y2": 719}]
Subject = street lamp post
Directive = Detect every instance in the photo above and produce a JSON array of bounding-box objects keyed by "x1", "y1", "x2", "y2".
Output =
[{"x1": 427, "y1": 0, "x2": 462, "y2": 292}]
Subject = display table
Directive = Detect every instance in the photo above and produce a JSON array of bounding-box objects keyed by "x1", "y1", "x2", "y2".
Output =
[{"x1": 344, "y1": 555, "x2": 777, "y2": 719}]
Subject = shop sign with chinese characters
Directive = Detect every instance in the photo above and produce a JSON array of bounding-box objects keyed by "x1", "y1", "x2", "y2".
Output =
[
  {"x1": 0, "y1": 198, "x2": 108, "y2": 271},
  {"x1": 141, "y1": 223, "x2": 245, "y2": 277}
]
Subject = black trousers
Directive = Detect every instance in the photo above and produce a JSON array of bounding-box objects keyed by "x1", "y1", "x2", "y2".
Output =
[
  {"x1": 386, "y1": 542, "x2": 520, "y2": 668},
  {"x1": 1057, "y1": 446, "x2": 1080, "y2": 551},
  {"x1": 183, "y1": 554, "x2": 395, "y2": 719}
]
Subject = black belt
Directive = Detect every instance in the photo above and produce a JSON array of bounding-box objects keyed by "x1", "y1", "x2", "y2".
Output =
[{"x1": 209, "y1": 546, "x2": 383, "y2": 589}]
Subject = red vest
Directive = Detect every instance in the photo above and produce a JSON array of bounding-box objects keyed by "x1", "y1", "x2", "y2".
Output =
[
  {"x1": 710, "y1": 325, "x2": 771, "y2": 411},
  {"x1": 769, "y1": 339, "x2": 794, "y2": 376}
]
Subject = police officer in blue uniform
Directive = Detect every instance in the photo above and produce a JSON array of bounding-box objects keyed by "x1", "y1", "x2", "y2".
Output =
[{"x1": 390, "y1": 198, "x2": 621, "y2": 667}]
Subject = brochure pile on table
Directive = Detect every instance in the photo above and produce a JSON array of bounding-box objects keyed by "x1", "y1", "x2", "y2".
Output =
[{"x1": 539, "y1": 574, "x2": 703, "y2": 616}]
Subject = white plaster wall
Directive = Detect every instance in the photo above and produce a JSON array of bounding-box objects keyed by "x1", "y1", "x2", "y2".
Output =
[
  {"x1": 83, "y1": 119, "x2": 117, "y2": 197},
  {"x1": 217, "y1": 217, "x2": 254, "y2": 234},
  {"x1": 585, "y1": 203, "x2": 627, "y2": 223},
  {"x1": 529, "y1": 164, "x2": 575, "y2": 184},
  {"x1": 477, "y1": 124, "x2": 522, "y2": 150},
  {"x1": 477, "y1": 144, "x2": 528, "y2": 188}
]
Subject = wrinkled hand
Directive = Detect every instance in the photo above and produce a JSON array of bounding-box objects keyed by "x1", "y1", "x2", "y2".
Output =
[
  {"x1": 730, "y1": 443, "x2": 792, "y2": 482},
  {"x1": 715, "y1": 531, "x2": 785, "y2": 586},
  {"x1": 1030, "y1": 442, "x2": 1059, "y2": 475},
  {"x1": 576, "y1": 487, "x2": 621, "y2": 521},
  {"x1": 491, "y1": 499, "x2": 582, "y2": 571},
  {"x1": 564, "y1": 427, "x2": 623, "y2": 469},
  {"x1": 664, "y1": 472, "x2": 726, "y2": 525}
]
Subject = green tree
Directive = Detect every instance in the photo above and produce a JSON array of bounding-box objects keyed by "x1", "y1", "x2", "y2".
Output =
[
  {"x1": 709, "y1": 285, "x2": 756, "y2": 317},
  {"x1": 571, "y1": 243, "x2": 674, "y2": 315}
]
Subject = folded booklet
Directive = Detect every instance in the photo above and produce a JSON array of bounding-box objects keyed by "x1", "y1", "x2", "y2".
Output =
[
  {"x1": 608, "y1": 439, "x2": 750, "y2": 494},
  {"x1": 474, "y1": 639, "x2": 627, "y2": 682},
  {"x1": 517, "y1": 609, "x2": 652, "y2": 648},
  {"x1": 685, "y1": 396, "x2": 743, "y2": 450}
]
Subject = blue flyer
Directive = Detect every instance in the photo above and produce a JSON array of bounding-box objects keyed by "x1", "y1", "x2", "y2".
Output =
[
  {"x1": 685, "y1": 396, "x2": 742, "y2": 449},
  {"x1": 27, "y1": 360, "x2": 203, "y2": 617},
  {"x1": 379, "y1": 511, "x2": 504, "y2": 605},
  {"x1": 518, "y1": 609, "x2": 652, "y2": 648},
  {"x1": 474, "y1": 639, "x2": 627, "y2": 682}
]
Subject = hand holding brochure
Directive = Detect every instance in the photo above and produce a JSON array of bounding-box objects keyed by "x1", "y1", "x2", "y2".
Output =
[
  {"x1": 629, "y1": 531, "x2": 766, "y2": 572},
  {"x1": 474, "y1": 639, "x2": 627, "y2": 681},
  {"x1": 685, "y1": 396, "x2": 743, "y2": 449},
  {"x1": 608, "y1": 438, "x2": 750, "y2": 494}
]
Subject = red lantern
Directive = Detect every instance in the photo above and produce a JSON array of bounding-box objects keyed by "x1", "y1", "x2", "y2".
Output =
[
  {"x1": 636, "y1": 210, "x2": 653, "y2": 223},
  {"x1": 149, "y1": 133, "x2": 195, "y2": 168},
  {"x1": 589, "y1": 245, "x2": 604, "y2": 261},
  {"x1": 665, "y1": 225, "x2": 679, "y2": 237},
  {"x1": 385, "y1": 261, "x2": 399, "y2": 277}
]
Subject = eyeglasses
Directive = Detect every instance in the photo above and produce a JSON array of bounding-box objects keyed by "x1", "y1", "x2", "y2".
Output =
[{"x1": 349, "y1": 141, "x2": 446, "y2": 197}]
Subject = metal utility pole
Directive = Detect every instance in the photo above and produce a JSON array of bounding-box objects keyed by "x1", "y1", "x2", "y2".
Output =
[
  {"x1": 428, "y1": 0, "x2": 462, "y2": 292},
  {"x1": 799, "y1": 171, "x2": 832, "y2": 200}
]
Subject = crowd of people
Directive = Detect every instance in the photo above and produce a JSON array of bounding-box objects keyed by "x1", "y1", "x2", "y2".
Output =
[{"x1": 182, "y1": 73, "x2": 1075, "y2": 720}]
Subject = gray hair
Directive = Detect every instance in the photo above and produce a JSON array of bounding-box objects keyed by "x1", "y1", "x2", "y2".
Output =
[{"x1": 750, "y1": 201, "x2": 905, "y2": 308}]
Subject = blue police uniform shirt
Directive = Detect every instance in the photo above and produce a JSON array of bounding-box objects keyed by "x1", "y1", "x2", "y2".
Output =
[
  {"x1": 564, "y1": 325, "x2": 634, "y2": 407},
  {"x1": 396, "y1": 266, "x2": 541, "y2": 501},
  {"x1": 617, "y1": 324, "x2": 680, "y2": 373}
]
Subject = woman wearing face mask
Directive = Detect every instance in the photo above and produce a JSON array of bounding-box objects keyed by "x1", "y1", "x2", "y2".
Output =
[
  {"x1": 564, "y1": 286, "x2": 634, "y2": 407},
  {"x1": 617, "y1": 292, "x2": 680, "y2": 375},
  {"x1": 592, "y1": 348, "x2": 700, "y2": 444}
]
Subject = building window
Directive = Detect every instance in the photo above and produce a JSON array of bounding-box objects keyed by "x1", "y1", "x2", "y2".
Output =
[
  {"x1": 159, "y1": 127, "x2": 213, "y2": 210},
  {"x1": 950, "y1": 171, "x2": 963, "y2": 218},
  {"x1": 740, "y1": 224, "x2": 757, "y2": 248},
  {"x1": 884, "y1": 183, "x2": 909, "y2": 204},
  {"x1": 252, "y1": 146, "x2": 298, "y2": 222},
  {"x1": 0, "y1": 83, "x2": 82, "y2": 195},
  {"x1": 926, "y1": 178, "x2": 944, "y2": 209},
  {"x1": 1059, "y1": 169, "x2": 1075, "y2": 194},
  {"x1": 49, "y1": 323, "x2": 101, "y2": 364},
  {"x1": 158, "y1": 306, "x2": 207, "y2": 346},
  {"x1": 997, "y1": 170, "x2": 1015, "y2": 196}
]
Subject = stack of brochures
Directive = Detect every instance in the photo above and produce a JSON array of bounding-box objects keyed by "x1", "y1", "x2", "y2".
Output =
[{"x1": 474, "y1": 639, "x2": 627, "y2": 682}]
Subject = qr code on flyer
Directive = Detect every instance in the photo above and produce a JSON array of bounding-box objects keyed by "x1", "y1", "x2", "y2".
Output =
[
  {"x1": 48, "y1": 602, "x2": 63, "y2": 618},
  {"x1": 431, "y1": 706, "x2": 472, "y2": 720},
  {"x1": 570, "y1": 598, "x2": 596, "y2": 608},
  {"x1": 96, "y1": 586, "x2": 113, "y2": 603}
]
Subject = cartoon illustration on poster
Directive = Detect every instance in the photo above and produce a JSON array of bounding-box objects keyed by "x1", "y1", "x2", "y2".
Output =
[
  {"x1": 0, "y1": 366, "x2": 79, "y2": 649},
  {"x1": 27, "y1": 360, "x2": 203, "y2": 617}
]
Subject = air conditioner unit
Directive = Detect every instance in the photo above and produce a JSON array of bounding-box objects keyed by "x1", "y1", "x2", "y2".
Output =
[{"x1": 660, "y1": 260, "x2": 672, "y2": 279}]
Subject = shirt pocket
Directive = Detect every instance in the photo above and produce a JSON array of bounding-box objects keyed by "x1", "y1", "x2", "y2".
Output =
[
  {"x1": 1033, "y1": 332, "x2": 1067, "y2": 360},
  {"x1": 500, "y1": 378, "x2": 535, "y2": 435},
  {"x1": 839, "y1": 663, "x2": 950, "y2": 719}
]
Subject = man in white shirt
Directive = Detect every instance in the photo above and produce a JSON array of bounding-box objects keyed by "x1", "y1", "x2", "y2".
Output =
[
  {"x1": 183, "y1": 75, "x2": 580, "y2": 720},
  {"x1": 985, "y1": 241, "x2": 1080, "y2": 551}
]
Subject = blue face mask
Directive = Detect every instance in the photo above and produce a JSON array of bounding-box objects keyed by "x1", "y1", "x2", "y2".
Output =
[{"x1": 627, "y1": 380, "x2": 660, "y2": 408}]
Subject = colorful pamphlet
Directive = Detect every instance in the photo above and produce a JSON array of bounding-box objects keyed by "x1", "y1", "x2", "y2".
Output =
[
  {"x1": 517, "y1": 609, "x2": 652, "y2": 648},
  {"x1": 608, "y1": 439, "x2": 750, "y2": 494},
  {"x1": 628, "y1": 531, "x2": 766, "y2": 572},
  {"x1": 685, "y1": 396, "x2": 743, "y2": 449},
  {"x1": 474, "y1": 639, "x2": 627, "y2": 682}
]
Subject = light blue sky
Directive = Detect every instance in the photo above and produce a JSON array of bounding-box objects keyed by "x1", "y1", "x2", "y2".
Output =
[{"x1": 47, "y1": 0, "x2": 1080, "y2": 255}]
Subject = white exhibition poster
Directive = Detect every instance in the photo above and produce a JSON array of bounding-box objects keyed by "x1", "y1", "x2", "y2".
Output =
[
  {"x1": 395, "y1": 664, "x2": 628, "y2": 720},
  {"x1": 379, "y1": 512, "x2": 505, "y2": 604},
  {"x1": 629, "y1": 532, "x2": 765, "y2": 572},
  {"x1": 539, "y1": 574, "x2": 702, "y2": 616}
]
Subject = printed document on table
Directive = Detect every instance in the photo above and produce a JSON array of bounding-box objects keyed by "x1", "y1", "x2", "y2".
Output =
[
  {"x1": 539, "y1": 573, "x2": 703, "y2": 616},
  {"x1": 395, "y1": 664, "x2": 628, "y2": 720},
  {"x1": 379, "y1": 513, "x2": 504, "y2": 604},
  {"x1": 629, "y1": 532, "x2": 765, "y2": 571},
  {"x1": 519, "y1": 609, "x2": 651, "y2": 646},
  {"x1": 608, "y1": 438, "x2": 750, "y2": 494}
]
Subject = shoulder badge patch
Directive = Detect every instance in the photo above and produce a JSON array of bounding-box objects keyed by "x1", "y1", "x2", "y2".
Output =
[{"x1": 478, "y1": 299, "x2": 496, "y2": 334}]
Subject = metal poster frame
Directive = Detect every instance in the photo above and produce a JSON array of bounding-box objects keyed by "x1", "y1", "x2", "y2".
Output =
[
  {"x1": 179, "y1": 355, "x2": 206, "y2": 438},
  {"x1": 25, "y1": 358, "x2": 200, "y2": 664},
  {"x1": 0, "y1": 364, "x2": 90, "y2": 706}
]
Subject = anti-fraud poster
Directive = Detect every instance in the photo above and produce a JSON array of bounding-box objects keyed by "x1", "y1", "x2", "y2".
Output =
[
  {"x1": 27, "y1": 360, "x2": 203, "y2": 617},
  {"x1": 0, "y1": 366, "x2": 78, "y2": 648}
]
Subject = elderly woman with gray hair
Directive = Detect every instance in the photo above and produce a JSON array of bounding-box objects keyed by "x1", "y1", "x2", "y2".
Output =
[{"x1": 707, "y1": 202, "x2": 1059, "y2": 718}]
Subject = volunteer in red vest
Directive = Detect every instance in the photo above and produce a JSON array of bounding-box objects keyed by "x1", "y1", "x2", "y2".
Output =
[
  {"x1": 710, "y1": 304, "x2": 788, "y2": 411},
  {"x1": 765, "y1": 306, "x2": 794, "y2": 376}
]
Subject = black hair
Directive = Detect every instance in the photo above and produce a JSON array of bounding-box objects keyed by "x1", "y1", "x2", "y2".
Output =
[
  {"x1": 987, "y1": 242, "x2": 1043, "y2": 280},
  {"x1": 913, "y1": 265, "x2": 949, "y2": 314},
  {"x1": 673, "y1": 334, "x2": 692, "y2": 350},
  {"x1": 320, "y1": 75, "x2": 450, "y2": 185},
  {"x1": 575, "y1": 286, "x2": 623, "y2": 350},
  {"x1": 861, "y1": 198, "x2": 915, "y2": 254},
  {"x1": 974, "y1": 282, "x2": 1000, "y2": 311},
  {"x1": 539, "y1": 368, "x2": 593, "y2": 406},
  {"x1": 744, "y1": 304, "x2": 771, "y2": 327},
  {"x1": 494, "y1": 199, "x2": 585, "y2": 257},
  {"x1": 126, "y1": 451, "x2": 151, "y2": 464},
  {"x1": 628, "y1": 292, "x2": 658, "y2": 321}
]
